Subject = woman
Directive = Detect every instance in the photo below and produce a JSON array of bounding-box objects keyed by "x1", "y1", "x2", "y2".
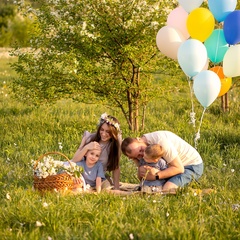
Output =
[{"x1": 72, "y1": 113, "x2": 122, "y2": 189}]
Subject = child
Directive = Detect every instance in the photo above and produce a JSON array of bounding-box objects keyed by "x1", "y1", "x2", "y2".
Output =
[
  {"x1": 140, "y1": 144, "x2": 167, "y2": 192},
  {"x1": 75, "y1": 148, "x2": 106, "y2": 193}
]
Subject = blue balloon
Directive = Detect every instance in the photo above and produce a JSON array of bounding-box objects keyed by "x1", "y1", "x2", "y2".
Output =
[
  {"x1": 193, "y1": 70, "x2": 221, "y2": 108},
  {"x1": 208, "y1": 0, "x2": 237, "y2": 22},
  {"x1": 223, "y1": 10, "x2": 240, "y2": 45},
  {"x1": 204, "y1": 30, "x2": 229, "y2": 64},
  {"x1": 177, "y1": 39, "x2": 207, "y2": 77}
]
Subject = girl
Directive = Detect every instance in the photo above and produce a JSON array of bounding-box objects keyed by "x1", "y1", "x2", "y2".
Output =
[{"x1": 76, "y1": 148, "x2": 105, "y2": 193}]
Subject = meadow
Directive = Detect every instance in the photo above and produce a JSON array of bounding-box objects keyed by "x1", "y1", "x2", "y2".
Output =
[{"x1": 0, "y1": 53, "x2": 239, "y2": 240}]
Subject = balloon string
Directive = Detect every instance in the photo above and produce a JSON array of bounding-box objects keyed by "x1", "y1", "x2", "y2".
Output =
[
  {"x1": 214, "y1": 29, "x2": 221, "y2": 63},
  {"x1": 188, "y1": 77, "x2": 196, "y2": 128},
  {"x1": 194, "y1": 107, "x2": 206, "y2": 149}
]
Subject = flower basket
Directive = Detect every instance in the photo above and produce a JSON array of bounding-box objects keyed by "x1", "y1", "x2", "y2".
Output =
[{"x1": 33, "y1": 152, "x2": 84, "y2": 192}]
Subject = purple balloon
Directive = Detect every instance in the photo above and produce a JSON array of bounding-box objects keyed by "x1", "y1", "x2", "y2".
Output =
[{"x1": 223, "y1": 10, "x2": 240, "y2": 45}]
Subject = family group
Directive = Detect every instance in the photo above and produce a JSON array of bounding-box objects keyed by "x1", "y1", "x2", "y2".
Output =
[{"x1": 70, "y1": 113, "x2": 203, "y2": 194}]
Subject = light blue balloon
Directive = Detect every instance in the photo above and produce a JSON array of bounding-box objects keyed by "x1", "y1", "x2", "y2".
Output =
[
  {"x1": 178, "y1": 0, "x2": 203, "y2": 13},
  {"x1": 177, "y1": 39, "x2": 207, "y2": 77},
  {"x1": 204, "y1": 30, "x2": 229, "y2": 64},
  {"x1": 208, "y1": 0, "x2": 237, "y2": 22},
  {"x1": 193, "y1": 70, "x2": 221, "y2": 108}
]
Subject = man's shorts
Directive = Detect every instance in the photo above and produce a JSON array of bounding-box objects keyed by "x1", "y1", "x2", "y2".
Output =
[{"x1": 167, "y1": 163, "x2": 204, "y2": 187}]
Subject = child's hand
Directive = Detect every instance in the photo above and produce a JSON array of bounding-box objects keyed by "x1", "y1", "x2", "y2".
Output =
[
  {"x1": 139, "y1": 166, "x2": 159, "y2": 180},
  {"x1": 74, "y1": 177, "x2": 82, "y2": 184},
  {"x1": 73, "y1": 177, "x2": 83, "y2": 189},
  {"x1": 144, "y1": 165, "x2": 159, "y2": 175},
  {"x1": 96, "y1": 186, "x2": 101, "y2": 193}
]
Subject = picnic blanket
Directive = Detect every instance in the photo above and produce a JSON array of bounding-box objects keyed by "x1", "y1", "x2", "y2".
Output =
[
  {"x1": 68, "y1": 182, "x2": 216, "y2": 196},
  {"x1": 117, "y1": 182, "x2": 216, "y2": 196}
]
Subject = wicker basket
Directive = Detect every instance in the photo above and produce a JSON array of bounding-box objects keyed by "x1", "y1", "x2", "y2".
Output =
[{"x1": 33, "y1": 152, "x2": 82, "y2": 192}]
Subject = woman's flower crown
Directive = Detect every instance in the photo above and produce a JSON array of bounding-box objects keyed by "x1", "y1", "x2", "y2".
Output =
[{"x1": 99, "y1": 113, "x2": 120, "y2": 132}]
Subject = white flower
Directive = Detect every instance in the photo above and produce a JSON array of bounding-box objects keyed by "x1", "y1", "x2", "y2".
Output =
[
  {"x1": 99, "y1": 112, "x2": 120, "y2": 132},
  {"x1": 129, "y1": 233, "x2": 134, "y2": 239},
  {"x1": 58, "y1": 142, "x2": 63, "y2": 150},
  {"x1": 166, "y1": 212, "x2": 169, "y2": 217},
  {"x1": 42, "y1": 202, "x2": 49, "y2": 208},
  {"x1": 231, "y1": 169, "x2": 235, "y2": 173},
  {"x1": 232, "y1": 204, "x2": 240, "y2": 211},
  {"x1": 36, "y1": 221, "x2": 44, "y2": 227},
  {"x1": 32, "y1": 156, "x2": 82, "y2": 179},
  {"x1": 6, "y1": 193, "x2": 11, "y2": 200}
]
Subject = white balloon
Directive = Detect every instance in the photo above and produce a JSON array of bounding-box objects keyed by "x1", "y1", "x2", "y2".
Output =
[
  {"x1": 193, "y1": 70, "x2": 221, "y2": 108},
  {"x1": 156, "y1": 26, "x2": 185, "y2": 60},
  {"x1": 178, "y1": 0, "x2": 204, "y2": 13},
  {"x1": 223, "y1": 45, "x2": 240, "y2": 77}
]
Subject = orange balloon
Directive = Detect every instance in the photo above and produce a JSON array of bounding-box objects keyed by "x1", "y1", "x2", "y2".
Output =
[{"x1": 210, "y1": 66, "x2": 232, "y2": 97}]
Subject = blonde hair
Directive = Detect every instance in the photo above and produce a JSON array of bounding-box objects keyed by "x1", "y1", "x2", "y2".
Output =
[{"x1": 144, "y1": 144, "x2": 164, "y2": 160}]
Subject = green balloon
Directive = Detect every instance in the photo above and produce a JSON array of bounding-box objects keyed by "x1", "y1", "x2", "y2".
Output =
[{"x1": 204, "y1": 29, "x2": 229, "y2": 64}]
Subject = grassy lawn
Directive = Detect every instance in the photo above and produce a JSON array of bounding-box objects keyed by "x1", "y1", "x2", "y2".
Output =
[{"x1": 0, "y1": 55, "x2": 239, "y2": 240}]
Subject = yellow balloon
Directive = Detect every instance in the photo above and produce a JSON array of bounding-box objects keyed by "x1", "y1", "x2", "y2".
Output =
[
  {"x1": 218, "y1": 77, "x2": 232, "y2": 97},
  {"x1": 187, "y1": 8, "x2": 215, "y2": 42}
]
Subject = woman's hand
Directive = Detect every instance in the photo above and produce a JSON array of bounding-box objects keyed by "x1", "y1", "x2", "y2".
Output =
[
  {"x1": 85, "y1": 141, "x2": 101, "y2": 151},
  {"x1": 72, "y1": 141, "x2": 101, "y2": 163}
]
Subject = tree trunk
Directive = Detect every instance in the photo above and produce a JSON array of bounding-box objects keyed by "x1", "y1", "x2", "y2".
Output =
[{"x1": 221, "y1": 92, "x2": 229, "y2": 112}]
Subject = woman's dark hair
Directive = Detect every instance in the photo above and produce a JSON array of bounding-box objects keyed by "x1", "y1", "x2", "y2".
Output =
[{"x1": 87, "y1": 115, "x2": 121, "y2": 171}]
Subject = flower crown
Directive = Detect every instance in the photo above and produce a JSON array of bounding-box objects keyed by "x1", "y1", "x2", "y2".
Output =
[{"x1": 99, "y1": 113, "x2": 120, "y2": 132}]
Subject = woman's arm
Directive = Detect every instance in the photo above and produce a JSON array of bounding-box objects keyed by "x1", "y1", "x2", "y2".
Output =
[
  {"x1": 112, "y1": 167, "x2": 120, "y2": 190},
  {"x1": 72, "y1": 141, "x2": 101, "y2": 163},
  {"x1": 96, "y1": 176, "x2": 102, "y2": 193},
  {"x1": 71, "y1": 135, "x2": 87, "y2": 162}
]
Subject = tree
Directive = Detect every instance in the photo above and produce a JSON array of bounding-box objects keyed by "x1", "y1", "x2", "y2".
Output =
[
  {"x1": 0, "y1": 1, "x2": 35, "y2": 47},
  {"x1": 11, "y1": 0, "x2": 180, "y2": 131}
]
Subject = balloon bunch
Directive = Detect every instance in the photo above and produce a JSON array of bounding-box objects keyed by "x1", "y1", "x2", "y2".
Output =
[{"x1": 156, "y1": 0, "x2": 240, "y2": 148}]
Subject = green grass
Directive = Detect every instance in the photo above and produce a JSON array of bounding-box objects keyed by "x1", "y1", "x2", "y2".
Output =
[{"x1": 0, "y1": 56, "x2": 239, "y2": 240}]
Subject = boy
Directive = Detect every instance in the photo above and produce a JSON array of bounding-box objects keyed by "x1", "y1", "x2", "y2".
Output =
[{"x1": 140, "y1": 144, "x2": 167, "y2": 192}]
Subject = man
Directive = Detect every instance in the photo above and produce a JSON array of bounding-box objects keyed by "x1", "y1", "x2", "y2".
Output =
[{"x1": 121, "y1": 130, "x2": 203, "y2": 191}]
